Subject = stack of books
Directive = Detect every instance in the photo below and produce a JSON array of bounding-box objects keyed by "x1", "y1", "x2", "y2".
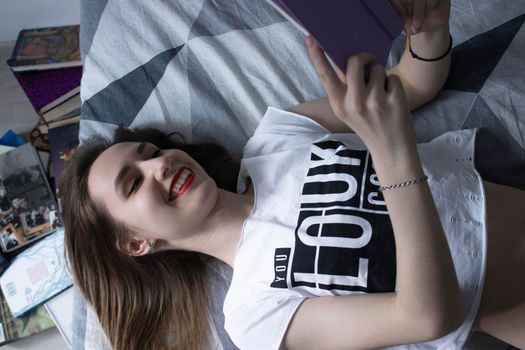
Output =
[
  {"x1": 6, "y1": 25, "x2": 82, "y2": 192},
  {"x1": 0, "y1": 24, "x2": 82, "y2": 346},
  {"x1": 0, "y1": 144, "x2": 73, "y2": 346},
  {"x1": 6, "y1": 25, "x2": 82, "y2": 136}
]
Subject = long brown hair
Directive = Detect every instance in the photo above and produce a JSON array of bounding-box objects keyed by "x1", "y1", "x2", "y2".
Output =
[{"x1": 60, "y1": 126, "x2": 239, "y2": 349}]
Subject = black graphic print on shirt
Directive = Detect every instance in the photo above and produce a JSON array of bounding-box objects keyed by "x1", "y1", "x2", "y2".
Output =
[{"x1": 271, "y1": 141, "x2": 397, "y2": 293}]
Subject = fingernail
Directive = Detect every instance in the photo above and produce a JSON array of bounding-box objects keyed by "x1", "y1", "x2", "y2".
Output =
[{"x1": 305, "y1": 36, "x2": 313, "y2": 48}]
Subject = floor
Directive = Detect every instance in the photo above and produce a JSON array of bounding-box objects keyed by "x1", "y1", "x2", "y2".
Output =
[{"x1": 0, "y1": 41, "x2": 68, "y2": 350}]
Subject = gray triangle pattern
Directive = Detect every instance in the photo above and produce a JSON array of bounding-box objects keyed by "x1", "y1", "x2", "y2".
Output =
[
  {"x1": 82, "y1": 46, "x2": 183, "y2": 126},
  {"x1": 80, "y1": 0, "x2": 109, "y2": 58},
  {"x1": 450, "y1": 0, "x2": 525, "y2": 45},
  {"x1": 188, "y1": 0, "x2": 285, "y2": 40},
  {"x1": 187, "y1": 46, "x2": 249, "y2": 160},
  {"x1": 412, "y1": 90, "x2": 478, "y2": 142},
  {"x1": 462, "y1": 96, "x2": 525, "y2": 189},
  {"x1": 478, "y1": 21, "x2": 525, "y2": 150}
]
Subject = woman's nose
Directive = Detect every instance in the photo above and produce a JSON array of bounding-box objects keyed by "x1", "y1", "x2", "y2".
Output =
[{"x1": 143, "y1": 156, "x2": 173, "y2": 182}]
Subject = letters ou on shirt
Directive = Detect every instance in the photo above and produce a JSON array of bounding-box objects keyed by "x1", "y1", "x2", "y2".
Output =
[{"x1": 271, "y1": 141, "x2": 397, "y2": 293}]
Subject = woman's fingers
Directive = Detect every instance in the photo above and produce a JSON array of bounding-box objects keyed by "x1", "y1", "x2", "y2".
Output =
[
  {"x1": 345, "y1": 52, "x2": 376, "y2": 102},
  {"x1": 368, "y1": 64, "x2": 387, "y2": 94},
  {"x1": 426, "y1": 0, "x2": 440, "y2": 12},
  {"x1": 305, "y1": 36, "x2": 345, "y2": 102},
  {"x1": 411, "y1": 0, "x2": 426, "y2": 32},
  {"x1": 385, "y1": 74, "x2": 408, "y2": 106}
]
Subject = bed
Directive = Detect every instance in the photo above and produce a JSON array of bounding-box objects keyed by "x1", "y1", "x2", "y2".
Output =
[{"x1": 73, "y1": 0, "x2": 525, "y2": 348}]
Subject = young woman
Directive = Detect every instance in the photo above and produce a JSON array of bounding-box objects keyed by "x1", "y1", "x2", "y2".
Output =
[{"x1": 61, "y1": 1, "x2": 525, "y2": 349}]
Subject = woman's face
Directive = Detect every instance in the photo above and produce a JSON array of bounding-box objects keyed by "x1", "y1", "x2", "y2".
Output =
[{"x1": 87, "y1": 142, "x2": 219, "y2": 243}]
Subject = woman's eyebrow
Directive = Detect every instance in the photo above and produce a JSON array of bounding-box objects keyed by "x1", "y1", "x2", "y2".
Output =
[{"x1": 114, "y1": 165, "x2": 131, "y2": 196}]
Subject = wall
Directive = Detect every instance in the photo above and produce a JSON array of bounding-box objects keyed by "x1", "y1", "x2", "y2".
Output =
[{"x1": 0, "y1": 0, "x2": 81, "y2": 44}]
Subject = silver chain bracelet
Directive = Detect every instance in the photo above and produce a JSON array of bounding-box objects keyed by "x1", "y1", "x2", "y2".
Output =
[{"x1": 379, "y1": 175, "x2": 428, "y2": 192}]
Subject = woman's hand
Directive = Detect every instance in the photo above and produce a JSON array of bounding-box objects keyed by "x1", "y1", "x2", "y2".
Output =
[
  {"x1": 306, "y1": 37, "x2": 420, "y2": 167},
  {"x1": 390, "y1": 0, "x2": 451, "y2": 34}
]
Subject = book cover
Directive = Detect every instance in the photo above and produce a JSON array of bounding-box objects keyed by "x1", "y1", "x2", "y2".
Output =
[
  {"x1": 0, "y1": 144, "x2": 61, "y2": 253},
  {"x1": 10, "y1": 66, "x2": 82, "y2": 113},
  {"x1": 39, "y1": 115, "x2": 81, "y2": 134},
  {"x1": 48, "y1": 122, "x2": 80, "y2": 192},
  {"x1": 0, "y1": 290, "x2": 55, "y2": 346},
  {"x1": 7, "y1": 25, "x2": 82, "y2": 72},
  {"x1": 28, "y1": 126, "x2": 51, "y2": 152},
  {"x1": 268, "y1": 0, "x2": 403, "y2": 70},
  {"x1": 0, "y1": 228, "x2": 73, "y2": 318}
]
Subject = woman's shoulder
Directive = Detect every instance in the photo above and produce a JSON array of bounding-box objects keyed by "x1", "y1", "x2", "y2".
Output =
[
  {"x1": 287, "y1": 98, "x2": 354, "y2": 133},
  {"x1": 255, "y1": 106, "x2": 330, "y2": 136}
]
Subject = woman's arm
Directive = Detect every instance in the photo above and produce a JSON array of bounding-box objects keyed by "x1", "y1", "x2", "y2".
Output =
[
  {"x1": 289, "y1": 1, "x2": 451, "y2": 132},
  {"x1": 282, "y1": 35, "x2": 464, "y2": 350},
  {"x1": 389, "y1": 25, "x2": 451, "y2": 111}
]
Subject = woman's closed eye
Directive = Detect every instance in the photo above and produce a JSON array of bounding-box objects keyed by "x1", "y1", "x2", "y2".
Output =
[
  {"x1": 129, "y1": 177, "x2": 143, "y2": 196},
  {"x1": 152, "y1": 148, "x2": 162, "y2": 158},
  {"x1": 128, "y1": 148, "x2": 162, "y2": 196}
]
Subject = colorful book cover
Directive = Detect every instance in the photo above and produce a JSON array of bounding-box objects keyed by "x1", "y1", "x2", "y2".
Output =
[
  {"x1": 0, "y1": 228, "x2": 73, "y2": 318},
  {"x1": 48, "y1": 122, "x2": 80, "y2": 192},
  {"x1": 10, "y1": 66, "x2": 82, "y2": 113},
  {"x1": 0, "y1": 290, "x2": 55, "y2": 346},
  {"x1": 7, "y1": 25, "x2": 82, "y2": 72},
  {"x1": 0, "y1": 144, "x2": 61, "y2": 253},
  {"x1": 268, "y1": 0, "x2": 403, "y2": 69}
]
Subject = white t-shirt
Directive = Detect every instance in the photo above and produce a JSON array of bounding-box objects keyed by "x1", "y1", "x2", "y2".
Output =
[{"x1": 223, "y1": 107, "x2": 487, "y2": 350}]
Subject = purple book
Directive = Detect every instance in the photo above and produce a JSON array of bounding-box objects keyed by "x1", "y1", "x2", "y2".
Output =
[
  {"x1": 269, "y1": 0, "x2": 403, "y2": 70},
  {"x1": 11, "y1": 66, "x2": 82, "y2": 113}
]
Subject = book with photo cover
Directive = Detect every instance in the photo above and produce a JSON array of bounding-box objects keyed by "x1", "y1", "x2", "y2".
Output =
[
  {"x1": 0, "y1": 143, "x2": 61, "y2": 253},
  {"x1": 0, "y1": 289, "x2": 55, "y2": 346},
  {"x1": 266, "y1": 0, "x2": 404, "y2": 70},
  {"x1": 47, "y1": 120, "x2": 80, "y2": 193},
  {"x1": 6, "y1": 25, "x2": 82, "y2": 72}
]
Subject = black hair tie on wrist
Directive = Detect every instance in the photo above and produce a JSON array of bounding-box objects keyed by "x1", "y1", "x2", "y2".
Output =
[{"x1": 407, "y1": 33, "x2": 453, "y2": 62}]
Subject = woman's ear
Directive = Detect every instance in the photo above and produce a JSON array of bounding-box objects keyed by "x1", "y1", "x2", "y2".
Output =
[{"x1": 117, "y1": 238, "x2": 155, "y2": 256}]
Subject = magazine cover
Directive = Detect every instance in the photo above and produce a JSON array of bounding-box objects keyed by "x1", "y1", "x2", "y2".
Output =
[
  {"x1": 0, "y1": 144, "x2": 61, "y2": 253},
  {"x1": 0, "y1": 289, "x2": 55, "y2": 346},
  {"x1": 7, "y1": 25, "x2": 81, "y2": 72},
  {"x1": 0, "y1": 229, "x2": 73, "y2": 317}
]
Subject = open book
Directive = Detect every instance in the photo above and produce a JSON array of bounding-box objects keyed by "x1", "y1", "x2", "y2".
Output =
[{"x1": 267, "y1": 0, "x2": 403, "y2": 70}]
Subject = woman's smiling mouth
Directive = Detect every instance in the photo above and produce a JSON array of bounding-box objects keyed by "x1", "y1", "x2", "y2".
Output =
[{"x1": 169, "y1": 167, "x2": 195, "y2": 201}]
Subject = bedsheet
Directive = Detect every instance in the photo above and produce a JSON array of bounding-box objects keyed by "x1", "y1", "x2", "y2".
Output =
[{"x1": 76, "y1": 0, "x2": 525, "y2": 349}]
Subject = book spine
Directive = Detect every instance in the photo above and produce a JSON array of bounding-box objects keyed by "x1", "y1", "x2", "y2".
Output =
[
  {"x1": 10, "y1": 61, "x2": 83, "y2": 73},
  {"x1": 39, "y1": 86, "x2": 81, "y2": 114},
  {"x1": 265, "y1": 0, "x2": 309, "y2": 36}
]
